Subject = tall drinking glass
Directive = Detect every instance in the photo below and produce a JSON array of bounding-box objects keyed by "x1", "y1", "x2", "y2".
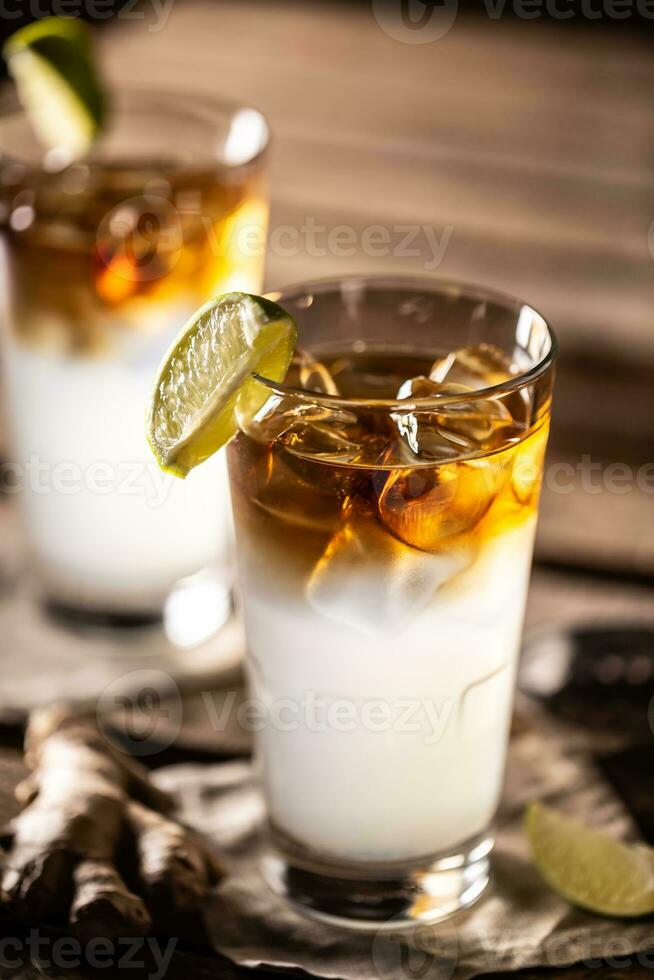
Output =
[
  {"x1": 227, "y1": 276, "x2": 556, "y2": 927},
  {"x1": 0, "y1": 89, "x2": 269, "y2": 637}
]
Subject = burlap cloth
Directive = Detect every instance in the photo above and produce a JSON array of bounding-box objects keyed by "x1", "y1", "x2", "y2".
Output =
[{"x1": 152, "y1": 700, "x2": 654, "y2": 980}]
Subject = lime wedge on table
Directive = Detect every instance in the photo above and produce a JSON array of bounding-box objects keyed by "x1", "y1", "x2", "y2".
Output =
[
  {"x1": 3, "y1": 17, "x2": 106, "y2": 159},
  {"x1": 526, "y1": 802, "x2": 654, "y2": 918},
  {"x1": 147, "y1": 292, "x2": 297, "y2": 478}
]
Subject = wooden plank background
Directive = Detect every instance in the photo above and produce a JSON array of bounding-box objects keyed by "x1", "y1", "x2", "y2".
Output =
[{"x1": 102, "y1": 3, "x2": 654, "y2": 350}]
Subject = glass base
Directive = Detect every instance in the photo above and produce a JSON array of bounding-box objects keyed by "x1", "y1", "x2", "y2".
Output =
[
  {"x1": 44, "y1": 599, "x2": 163, "y2": 631},
  {"x1": 262, "y1": 830, "x2": 492, "y2": 930},
  {"x1": 37, "y1": 567, "x2": 232, "y2": 649}
]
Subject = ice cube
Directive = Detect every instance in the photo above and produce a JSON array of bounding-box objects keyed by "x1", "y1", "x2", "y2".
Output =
[
  {"x1": 284, "y1": 418, "x2": 365, "y2": 464},
  {"x1": 391, "y1": 411, "x2": 463, "y2": 461},
  {"x1": 377, "y1": 457, "x2": 508, "y2": 551},
  {"x1": 236, "y1": 389, "x2": 328, "y2": 444},
  {"x1": 430, "y1": 343, "x2": 515, "y2": 389},
  {"x1": 392, "y1": 375, "x2": 513, "y2": 460},
  {"x1": 287, "y1": 349, "x2": 341, "y2": 395},
  {"x1": 282, "y1": 416, "x2": 387, "y2": 498},
  {"x1": 236, "y1": 404, "x2": 378, "y2": 518},
  {"x1": 393, "y1": 376, "x2": 470, "y2": 461},
  {"x1": 238, "y1": 353, "x2": 356, "y2": 451},
  {"x1": 395, "y1": 375, "x2": 445, "y2": 401},
  {"x1": 429, "y1": 343, "x2": 531, "y2": 432},
  {"x1": 434, "y1": 396, "x2": 514, "y2": 449},
  {"x1": 307, "y1": 500, "x2": 469, "y2": 636},
  {"x1": 247, "y1": 445, "x2": 344, "y2": 534},
  {"x1": 238, "y1": 383, "x2": 384, "y2": 497}
]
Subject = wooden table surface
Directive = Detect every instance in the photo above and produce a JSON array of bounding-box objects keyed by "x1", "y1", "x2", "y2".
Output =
[{"x1": 1, "y1": 3, "x2": 653, "y2": 977}]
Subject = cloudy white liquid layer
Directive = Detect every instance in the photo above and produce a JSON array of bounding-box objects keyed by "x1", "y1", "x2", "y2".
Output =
[
  {"x1": 3, "y1": 338, "x2": 232, "y2": 612},
  {"x1": 241, "y1": 519, "x2": 536, "y2": 863}
]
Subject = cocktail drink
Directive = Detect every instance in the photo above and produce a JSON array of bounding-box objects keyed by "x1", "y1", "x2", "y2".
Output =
[
  {"x1": 0, "y1": 90, "x2": 268, "y2": 623},
  {"x1": 227, "y1": 277, "x2": 556, "y2": 926}
]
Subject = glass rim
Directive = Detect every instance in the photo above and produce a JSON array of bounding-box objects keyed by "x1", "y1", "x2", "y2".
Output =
[
  {"x1": 255, "y1": 274, "x2": 558, "y2": 411},
  {"x1": 0, "y1": 85, "x2": 271, "y2": 175}
]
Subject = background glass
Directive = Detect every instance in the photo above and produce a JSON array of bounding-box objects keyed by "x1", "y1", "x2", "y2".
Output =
[
  {"x1": 0, "y1": 89, "x2": 269, "y2": 637},
  {"x1": 228, "y1": 275, "x2": 556, "y2": 927}
]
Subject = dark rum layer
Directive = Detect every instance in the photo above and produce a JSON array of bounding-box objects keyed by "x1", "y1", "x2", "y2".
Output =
[
  {"x1": 1, "y1": 164, "x2": 267, "y2": 355},
  {"x1": 229, "y1": 347, "x2": 549, "y2": 594}
]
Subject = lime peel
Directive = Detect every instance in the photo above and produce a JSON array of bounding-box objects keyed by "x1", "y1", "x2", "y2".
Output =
[
  {"x1": 3, "y1": 16, "x2": 107, "y2": 159},
  {"x1": 147, "y1": 292, "x2": 297, "y2": 478},
  {"x1": 526, "y1": 802, "x2": 654, "y2": 918}
]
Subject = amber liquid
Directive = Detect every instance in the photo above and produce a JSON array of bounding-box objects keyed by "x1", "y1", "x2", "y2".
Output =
[
  {"x1": 1, "y1": 160, "x2": 267, "y2": 355},
  {"x1": 229, "y1": 347, "x2": 549, "y2": 586}
]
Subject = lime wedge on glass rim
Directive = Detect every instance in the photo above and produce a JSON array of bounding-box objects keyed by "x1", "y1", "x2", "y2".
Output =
[
  {"x1": 526, "y1": 802, "x2": 654, "y2": 918},
  {"x1": 147, "y1": 292, "x2": 297, "y2": 478},
  {"x1": 3, "y1": 16, "x2": 107, "y2": 160}
]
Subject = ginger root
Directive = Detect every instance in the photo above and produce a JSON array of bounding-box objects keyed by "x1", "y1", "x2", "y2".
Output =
[{"x1": 0, "y1": 703, "x2": 222, "y2": 941}]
